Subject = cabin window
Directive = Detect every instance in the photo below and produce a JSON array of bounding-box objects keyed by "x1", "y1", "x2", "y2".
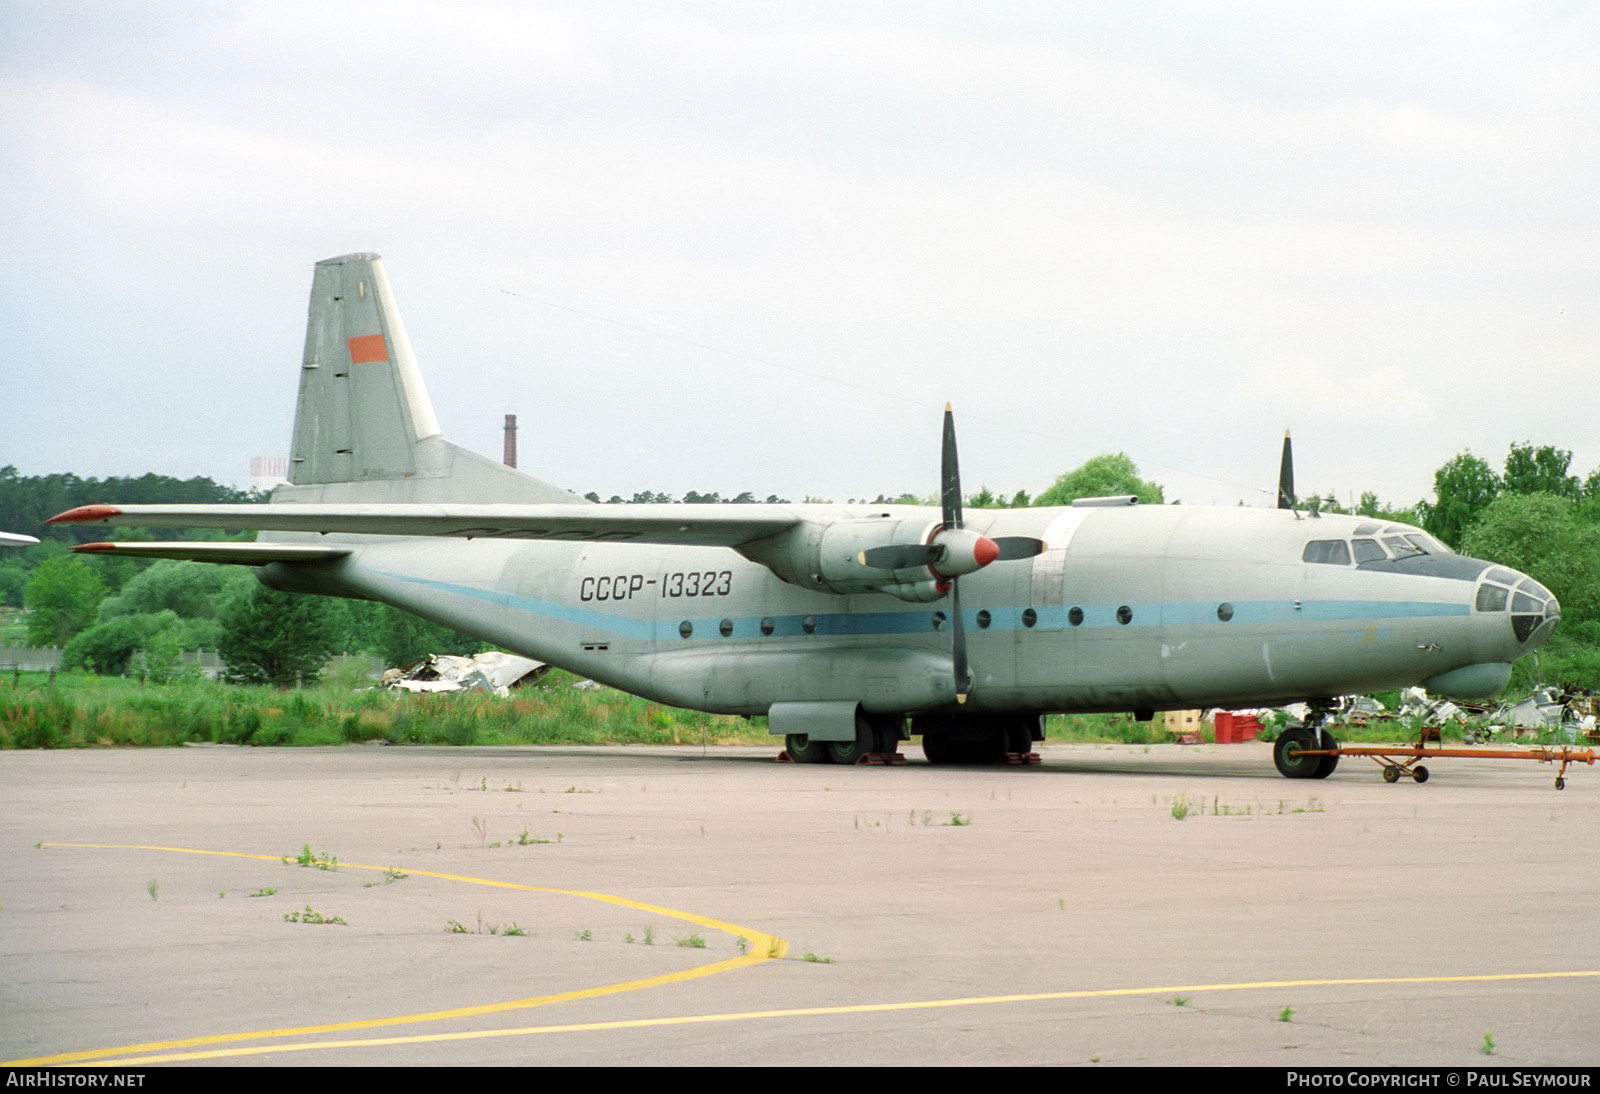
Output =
[
  {"x1": 719, "y1": 619, "x2": 734, "y2": 638},
  {"x1": 976, "y1": 610, "x2": 991, "y2": 629},
  {"x1": 1216, "y1": 602, "x2": 1233, "y2": 622},
  {"x1": 1068, "y1": 607, "x2": 1083, "y2": 626},
  {"x1": 1352, "y1": 539, "x2": 1386, "y2": 564},
  {"x1": 1021, "y1": 608, "x2": 1038, "y2": 628},
  {"x1": 1475, "y1": 585, "x2": 1508, "y2": 612},
  {"x1": 932, "y1": 612, "x2": 947, "y2": 631},
  {"x1": 802, "y1": 615, "x2": 817, "y2": 634},
  {"x1": 678, "y1": 620, "x2": 693, "y2": 639},
  {"x1": 1116, "y1": 605, "x2": 1133, "y2": 625},
  {"x1": 1302, "y1": 540, "x2": 1351, "y2": 565},
  {"x1": 760, "y1": 617, "x2": 775, "y2": 636}
]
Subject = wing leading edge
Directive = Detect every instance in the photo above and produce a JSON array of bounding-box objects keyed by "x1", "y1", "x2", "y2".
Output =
[{"x1": 48, "y1": 503, "x2": 802, "y2": 548}]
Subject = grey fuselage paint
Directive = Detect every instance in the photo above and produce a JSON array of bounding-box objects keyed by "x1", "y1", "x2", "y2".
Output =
[{"x1": 259, "y1": 502, "x2": 1547, "y2": 718}]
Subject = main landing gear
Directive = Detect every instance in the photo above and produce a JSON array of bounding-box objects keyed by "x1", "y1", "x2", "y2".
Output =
[
  {"x1": 914, "y1": 713, "x2": 1042, "y2": 766},
  {"x1": 783, "y1": 713, "x2": 906, "y2": 765}
]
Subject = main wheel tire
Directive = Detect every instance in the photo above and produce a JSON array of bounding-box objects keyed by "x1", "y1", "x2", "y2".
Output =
[
  {"x1": 786, "y1": 733, "x2": 830, "y2": 764},
  {"x1": 1273, "y1": 729, "x2": 1322, "y2": 779},
  {"x1": 1382, "y1": 765, "x2": 1400, "y2": 783},
  {"x1": 1004, "y1": 716, "x2": 1033, "y2": 756},
  {"x1": 827, "y1": 716, "x2": 875, "y2": 765},
  {"x1": 922, "y1": 734, "x2": 955, "y2": 765},
  {"x1": 866, "y1": 713, "x2": 902, "y2": 755},
  {"x1": 1412, "y1": 765, "x2": 1430, "y2": 784},
  {"x1": 1312, "y1": 735, "x2": 1340, "y2": 779}
]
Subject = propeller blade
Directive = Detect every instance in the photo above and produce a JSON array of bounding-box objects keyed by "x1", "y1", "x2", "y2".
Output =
[
  {"x1": 859, "y1": 543, "x2": 944, "y2": 570},
  {"x1": 1277, "y1": 429, "x2": 1296, "y2": 510},
  {"x1": 992, "y1": 536, "x2": 1045, "y2": 561},
  {"x1": 941, "y1": 403, "x2": 962, "y2": 530},
  {"x1": 951, "y1": 577, "x2": 970, "y2": 703}
]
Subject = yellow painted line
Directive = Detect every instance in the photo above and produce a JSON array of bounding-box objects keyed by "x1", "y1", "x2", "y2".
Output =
[
  {"x1": 8, "y1": 842, "x2": 786, "y2": 1067},
  {"x1": 52, "y1": 969, "x2": 1600, "y2": 1066}
]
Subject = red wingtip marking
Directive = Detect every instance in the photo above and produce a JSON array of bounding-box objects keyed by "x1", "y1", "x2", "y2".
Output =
[
  {"x1": 347, "y1": 333, "x2": 389, "y2": 363},
  {"x1": 46, "y1": 505, "x2": 122, "y2": 524},
  {"x1": 974, "y1": 535, "x2": 999, "y2": 568},
  {"x1": 73, "y1": 542, "x2": 117, "y2": 552}
]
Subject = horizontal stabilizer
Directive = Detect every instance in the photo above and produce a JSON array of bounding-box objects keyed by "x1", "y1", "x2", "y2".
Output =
[
  {"x1": 51, "y1": 503, "x2": 801, "y2": 548},
  {"x1": 72, "y1": 541, "x2": 352, "y2": 565}
]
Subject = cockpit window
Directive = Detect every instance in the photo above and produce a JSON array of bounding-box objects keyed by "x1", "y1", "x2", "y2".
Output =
[
  {"x1": 1523, "y1": 579, "x2": 1553, "y2": 601},
  {"x1": 1352, "y1": 539, "x2": 1386, "y2": 564},
  {"x1": 1382, "y1": 536, "x2": 1424, "y2": 559},
  {"x1": 1475, "y1": 584, "x2": 1508, "y2": 612},
  {"x1": 1353, "y1": 522, "x2": 1382, "y2": 536},
  {"x1": 1303, "y1": 539, "x2": 1352, "y2": 565},
  {"x1": 1487, "y1": 567, "x2": 1521, "y2": 586}
]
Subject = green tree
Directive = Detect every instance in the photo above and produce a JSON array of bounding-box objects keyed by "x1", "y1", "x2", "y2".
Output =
[
  {"x1": 1461, "y1": 494, "x2": 1600, "y2": 624},
  {"x1": 1417, "y1": 452, "x2": 1501, "y2": 550},
  {"x1": 23, "y1": 556, "x2": 107, "y2": 646},
  {"x1": 96, "y1": 560, "x2": 238, "y2": 623},
  {"x1": 374, "y1": 604, "x2": 483, "y2": 668},
  {"x1": 216, "y1": 582, "x2": 337, "y2": 687},
  {"x1": 1502, "y1": 443, "x2": 1581, "y2": 499},
  {"x1": 1035, "y1": 454, "x2": 1163, "y2": 507}
]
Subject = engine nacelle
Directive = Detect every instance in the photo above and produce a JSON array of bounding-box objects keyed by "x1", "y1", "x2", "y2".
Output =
[{"x1": 739, "y1": 515, "x2": 948, "y2": 601}]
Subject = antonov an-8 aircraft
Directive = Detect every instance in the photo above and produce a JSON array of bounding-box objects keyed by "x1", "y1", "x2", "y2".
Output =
[{"x1": 50, "y1": 253, "x2": 1559, "y2": 778}]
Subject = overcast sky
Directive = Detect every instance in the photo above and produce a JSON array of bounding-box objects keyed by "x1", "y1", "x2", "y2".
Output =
[{"x1": 3, "y1": 1, "x2": 1596, "y2": 509}]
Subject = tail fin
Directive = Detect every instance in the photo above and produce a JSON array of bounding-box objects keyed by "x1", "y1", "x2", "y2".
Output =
[{"x1": 283, "y1": 253, "x2": 584, "y2": 506}]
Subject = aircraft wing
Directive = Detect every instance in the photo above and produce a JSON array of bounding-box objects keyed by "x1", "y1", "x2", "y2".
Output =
[
  {"x1": 48, "y1": 503, "x2": 801, "y2": 548},
  {"x1": 72, "y1": 541, "x2": 353, "y2": 565}
]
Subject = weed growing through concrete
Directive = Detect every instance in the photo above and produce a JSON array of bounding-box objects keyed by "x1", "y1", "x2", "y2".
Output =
[
  {"x1": 737, "y1": 937, "x2": 748, "y2": 955},
  {"x1": 801, "y1": 952, "x2": 833, "y2": 963},
  {"x1": 283, "y1": 905, "x2": 346, "y2": 925},
  {"x1": 676, "y1": 934, "x2": 707, "y2": 948},
  {"x1": 575, "y1": 929, "x2": 592, "y2": 941},
  {"x1": 1170, "y1": 996, "x2": 1189, "y2": 1007},
  {"x1": 945, "y1": 813, "x2": 971, "y2": 826},
  {"x1": 517, "y1": 828, "x2": 550, "y2": 845},
  {"x1": 643, "y1": 926, "x2": 656, "y2": 945},
  {"x1": 1170, "y1": 796, "x2": 1191, "y2": 821},
  {"x1": 248, "y1": 888, "x2": 277, "y2": 898},
  {"x1": 147, "y1": 880, "x2": 159, "y2": 901},
  {"x1": 624, "y1": 932, "x2": 635, "y2": 943},
  {"x1": 1481, "y1": 1033, "x2": 1496, "y2": 1056},
  {"x1": 502, "y1": 923, "x2": 526, "y2": 936},
  {"x1": 290, "y1": 845, "x2": 338, "y2": 870},
  {"x1": 1278, "y1": 1006, "x2": 1295, "y2": 1022}
]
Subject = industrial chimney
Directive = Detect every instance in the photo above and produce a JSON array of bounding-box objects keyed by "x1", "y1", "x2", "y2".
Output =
[{"x1": 503, "y1": 414, "x2": 517, "y2": 469}]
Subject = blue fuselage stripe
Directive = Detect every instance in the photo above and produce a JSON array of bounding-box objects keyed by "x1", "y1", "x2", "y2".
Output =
[{"x1": 375, "y1": 571, "x2": 1468, "y2": 643}]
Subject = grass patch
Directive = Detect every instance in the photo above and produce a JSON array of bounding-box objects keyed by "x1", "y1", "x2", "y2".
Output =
[{"x1": 0, "y1": 669, "x2": 766, "y2": 749}]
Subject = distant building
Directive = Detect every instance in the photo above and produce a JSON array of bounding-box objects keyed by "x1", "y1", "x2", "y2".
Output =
[{"x1": 250, "y1": 456, "x2": 289, "y2": 493}]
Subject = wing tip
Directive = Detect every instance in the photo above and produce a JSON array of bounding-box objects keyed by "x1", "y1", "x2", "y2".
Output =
[{"x1": 46, "y1": 505, "x2": 122, "y2": 525}]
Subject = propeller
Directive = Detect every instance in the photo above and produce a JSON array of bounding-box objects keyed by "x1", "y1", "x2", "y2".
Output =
[
  {"x1": 1277, "y1": 429, "x2": 1296, "y2": 510},
  {"x1": 858, "y1": 404, "x2": 1045, "y2": 704}
]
